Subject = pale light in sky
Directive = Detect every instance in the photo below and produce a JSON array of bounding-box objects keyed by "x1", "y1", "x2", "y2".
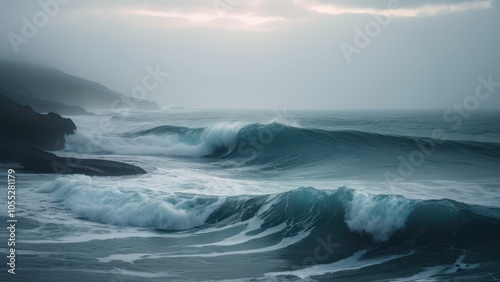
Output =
[
  {"x1": 308, "y1": 0, "x2": 492, "y2": 17},
  {"x1": 129, "y1": 8, "x2": 287, "y2": 29},
  {"x1": 1, "y1": 0, "x2": 499, "y2": 110}
]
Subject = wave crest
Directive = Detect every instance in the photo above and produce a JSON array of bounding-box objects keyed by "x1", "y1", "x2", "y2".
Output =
[{"x1": 39, "y1": 179, "x2": 500, "y2": 249}]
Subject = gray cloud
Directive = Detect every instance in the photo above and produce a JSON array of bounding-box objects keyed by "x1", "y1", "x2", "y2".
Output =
[
  {"x1": 309, "y1": 0, "x2": 489, "y2": 9},
  {"x1": 0, "y1": 0, "x2": 499, "y2": 110}
]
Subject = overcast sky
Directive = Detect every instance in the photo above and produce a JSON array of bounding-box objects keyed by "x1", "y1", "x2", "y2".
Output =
[{"x1": 1, "y1": 0, "x2": 499, "y2": 109}]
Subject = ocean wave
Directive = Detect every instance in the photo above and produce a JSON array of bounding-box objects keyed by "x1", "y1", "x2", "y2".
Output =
[
  {"x1": 65, "y1": 122, "x2": 500, "y2": 159},
  {"x1": 62, "y1": 122, "x2": 500, "y2": 179},
  {"x1": 39, "y1": 179, "x2": 500, "y2": 251},
  {"x1": 39, "y1": 176, "x2": 222, "y2": 230},
  {"x1": 63, "y1": 122, "x2": 244, "y2": 157}
]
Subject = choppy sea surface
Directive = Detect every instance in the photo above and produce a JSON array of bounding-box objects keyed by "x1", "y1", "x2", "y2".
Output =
[{"x1": 1, "y1": 109, "x2": 500, "y2": 281}]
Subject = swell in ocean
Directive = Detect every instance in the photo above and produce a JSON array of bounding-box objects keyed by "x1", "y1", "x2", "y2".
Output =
[
  {"x1": 64, "y1": 122, "x2": 500, "y2": 180},
  {"x1": 66, "y1": 122, "x2": 500, "y2": 159},
  {"x1": 47, "y1": 120, "x2": 500, "y2": 280},
  {"x1": 39, "y1": 177, "x2": 500, "y2": 280}
]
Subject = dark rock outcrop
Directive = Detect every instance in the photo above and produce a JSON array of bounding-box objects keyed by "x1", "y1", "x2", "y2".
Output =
[
  {"x1": 0, "y1": 94, "x2": 147, "y2": 176},
  {"x1": 0, "y1": 147, "x2": 146, "y2": 176},
  {"x1": 0, "y1": 94, "x2": 76, "y2": 151}
]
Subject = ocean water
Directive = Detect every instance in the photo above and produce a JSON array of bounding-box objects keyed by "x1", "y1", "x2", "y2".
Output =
[{"x1": 1, "y1": 109, "x2": 500, "y2": 281}]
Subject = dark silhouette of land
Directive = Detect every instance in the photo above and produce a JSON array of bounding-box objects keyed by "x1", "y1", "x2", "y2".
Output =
[
  {"x1": 0, "y1": 61, "x2": 161, "y2": 112},
  {"x1": 0, "y1": 93, "x2": 146, "y2": 176}
]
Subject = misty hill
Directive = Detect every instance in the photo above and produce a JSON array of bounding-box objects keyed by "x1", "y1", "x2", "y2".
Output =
[
  {"x1": 0, "y1": 70, "x2": 91, "y2": 115},
  {"x1": 0, "y1": 61, "x2": 161, "y2": 111},
  {"x1": 0, "y1": 85, "x2": 91, "y2": 115}
]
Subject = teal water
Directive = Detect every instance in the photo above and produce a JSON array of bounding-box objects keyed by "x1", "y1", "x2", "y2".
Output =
[{"x1": 1, "y1": 109, "x2": 499, "y2": 281}]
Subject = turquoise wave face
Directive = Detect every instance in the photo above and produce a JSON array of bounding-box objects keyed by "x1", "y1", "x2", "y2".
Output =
[
  {"x1": 96, "y1": 122, "x2": 500, "y2": 181},
  {"x1": 41, "y1": 177, "x2": 500, "y2": 254}
]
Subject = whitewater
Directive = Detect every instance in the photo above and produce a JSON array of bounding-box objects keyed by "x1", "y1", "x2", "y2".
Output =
[{"x1": 1, "y1": 109, "x2": 499, "y2": 281}]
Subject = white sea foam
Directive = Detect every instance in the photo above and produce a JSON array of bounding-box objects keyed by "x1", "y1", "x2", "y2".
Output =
[
  {"x1": 39, "y1": 176, "x2": 221, "y2": 230},
  {"x1": 22, "y1": 229, "x2": 192, "y2": 244},
  {"x1": 345, "y1": 191, "x2": 415, "y2": 242},
  {"x1": 98, "y1": 231, "x2": 311, "y2": 263},
  {"x1": 266, "y1": 250, "x2": 414, "y2": 279},
  {"x1": 63, "y1": 122, "x2": 244, "y2": 157},
  {"x1": 392, "y1": 253, "x2": 480, "y2": 281},
  {"x1": 165, "y1": 230, "x2": 310, "y2": 258},
  {"x1": 191, "y1": 221, "x2": 286, "y2": 247}
]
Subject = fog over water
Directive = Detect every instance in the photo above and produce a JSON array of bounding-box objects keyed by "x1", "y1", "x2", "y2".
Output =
[{"x1": 1, "y1": 0, "x2": 499, "y2": 109}]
